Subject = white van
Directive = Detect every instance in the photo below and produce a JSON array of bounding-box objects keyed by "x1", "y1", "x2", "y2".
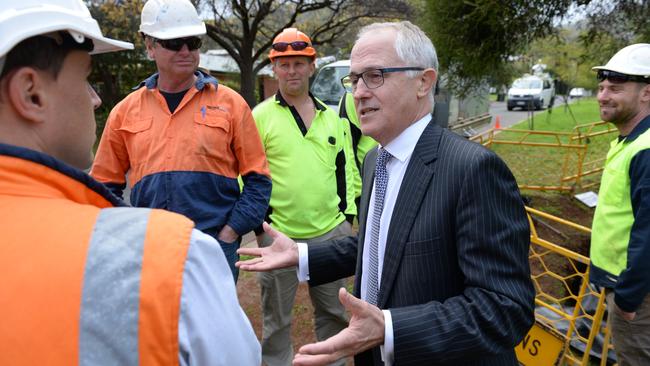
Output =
[
  {"x1": 310, "y1": 60, "x2": 350, "y2": 111},
  {"x1": 507, "y1": 74, "x2": 555, "y2": 111}
]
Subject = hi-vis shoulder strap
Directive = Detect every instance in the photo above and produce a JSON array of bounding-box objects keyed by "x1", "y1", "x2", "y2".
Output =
[{"x1": 80, "y1": 207, "x2": 192, "y2": 365}]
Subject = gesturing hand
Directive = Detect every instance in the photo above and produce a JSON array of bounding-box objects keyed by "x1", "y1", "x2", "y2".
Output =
[
  {"x1": 293, "y1": 288, "x2": 385, "y2": 366},
  {"x1": 236, "y1": 222, "x2": 299, "y2": 271}
]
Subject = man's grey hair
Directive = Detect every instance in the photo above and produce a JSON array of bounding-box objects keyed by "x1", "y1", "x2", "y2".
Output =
[{"x1": 357, "y1": 21, "x2": 438, "y2": 105}]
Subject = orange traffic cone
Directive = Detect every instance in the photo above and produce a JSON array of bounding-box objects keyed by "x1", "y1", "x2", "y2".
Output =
[{"x1": 494, "y1": 115, "x2": 501, "y2": 129}]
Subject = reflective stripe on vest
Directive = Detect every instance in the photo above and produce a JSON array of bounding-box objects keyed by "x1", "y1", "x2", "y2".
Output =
[
  {"x1": 78, "y1": 207, "x2": 193, "y2": 365},
  {"x1": 591, "y1": 128, "x2": 650, "y2": 278},
  {"x1": 80, "y1": 207, "x2": 148, "y2": 365},
  {"x1": 1, "y1": 150, "x2": 194, "y2": 365}
]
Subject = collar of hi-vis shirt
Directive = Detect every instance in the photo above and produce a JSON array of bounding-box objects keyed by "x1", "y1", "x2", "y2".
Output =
[
  {"x1": 0, "y1": 142, "x2": 126, "y2": 208},
  {"x1": 360, "y1": 113, "x2": 431, "y2": 302},
  {"x1": 275, "y1": 91, "x2": 326, "y2": 136},
  {"x1": 618, "y1": 114, "x2": 650, "y2": 143},
  {"x1": 134, "y1": 70, "x2": 219, "y2": 91}
]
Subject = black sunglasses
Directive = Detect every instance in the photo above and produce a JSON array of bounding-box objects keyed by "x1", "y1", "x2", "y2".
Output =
[
  {"x1": 155, "y1": 37, "x2": 202, "y2": 51},
  {"x1": 597, "y1": 69, "x2": 650, "y2": 84},
  {"x1": 271, "y1": 41, "x2": 310, "y2": 52}
]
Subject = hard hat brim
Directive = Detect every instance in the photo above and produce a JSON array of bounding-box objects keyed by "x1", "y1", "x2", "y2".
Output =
[
  {"x1": 90, "y1": 36, "x2": 134, "y2": 54},
  {"x1": 0, "y1": 10, "x2": 133, "y2": 58},
  {"x1": 269, "y1": 49, "x2": 316, "y2": 62},
  {"x1": 591, "y1": 65, "x2": 650, "y2": 77},
  {"x1": 140, "y1": 24, "x2": 207, "y2": 40}
]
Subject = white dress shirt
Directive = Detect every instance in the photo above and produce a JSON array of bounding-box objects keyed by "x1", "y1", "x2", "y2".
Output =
[{"x1": 298, "y1": 114, "x2": 431, "y2": 365}]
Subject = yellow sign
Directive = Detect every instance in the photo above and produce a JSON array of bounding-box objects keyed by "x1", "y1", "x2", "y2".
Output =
[{"x1": 516, "y1": 322, "x2": 565, "y2": 366}]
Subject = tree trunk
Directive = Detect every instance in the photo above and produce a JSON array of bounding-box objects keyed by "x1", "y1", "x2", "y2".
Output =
[
  {"x1": 99, "y1": 68, "x2": 119, "y2": 108},
  {"x1": 239, "y1": 57, "x2": 257, "y2": 108}
]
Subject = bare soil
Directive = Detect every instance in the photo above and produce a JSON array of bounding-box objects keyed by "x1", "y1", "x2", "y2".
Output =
[
  {"x1": 236, "y1": 265, "x2": 354, "y2": 365},
  {"x1": 523, "y1": 191, "x2": 594, "y2": 257},
  {"x1": 236, "y1": 270, "x2": 320, "y2": 351}
]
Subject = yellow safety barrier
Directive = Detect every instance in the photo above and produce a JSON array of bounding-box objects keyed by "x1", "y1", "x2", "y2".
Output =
[
  {"x1": 517, "y1": 207, "x2": 614, "y2": 366},
  {"x1": 569, "y1": 122, "x2": 619, "y2": 190},
  {"x1": 470, "y1": 122, "x2": 617, "y2": 192},
  {"x1": 470, "y1": 128, "x2": 587, "y2": 191}
]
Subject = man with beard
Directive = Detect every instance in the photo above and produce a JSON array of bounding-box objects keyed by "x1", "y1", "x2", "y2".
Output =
[
  {"x1": 91, "y1": 0, "x2": 272, "y2": 282},
  {"x1": 590, "y1": 43, "x2": 650, "y2": 366}
]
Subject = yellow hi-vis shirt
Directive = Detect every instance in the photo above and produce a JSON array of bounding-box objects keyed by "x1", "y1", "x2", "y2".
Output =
[
  {"x1": 253, "y1": 93, "x2": 359, "y2": 239},
  {"x1": 338, "y1": 92, "x2": 378, "y2": 198}
]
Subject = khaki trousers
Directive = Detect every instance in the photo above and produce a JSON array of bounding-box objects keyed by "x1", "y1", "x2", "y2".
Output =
[
  {"x1": 606, "y1": 291, "x2": 650, "y2": 366},
  {"x1": 258, "y1": 221, "x2": 352, "y2": 366}
]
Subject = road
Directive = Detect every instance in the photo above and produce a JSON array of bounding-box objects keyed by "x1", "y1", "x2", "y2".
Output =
[{"x1": 477, "y1": 97, "x2": 569, "y2": 134}]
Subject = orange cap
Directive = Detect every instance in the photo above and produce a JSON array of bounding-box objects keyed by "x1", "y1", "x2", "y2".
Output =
[{"x1": 269, "y1": 28, "x2": 316, "y2": 61}]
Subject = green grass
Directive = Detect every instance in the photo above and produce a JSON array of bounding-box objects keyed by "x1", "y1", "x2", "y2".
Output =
[
  {"x1": 509, "y1": 97, "x2": 601, "y2": 132},
  {"x1": 489, "y1": 98, "x2": 616, "y2": 196}
]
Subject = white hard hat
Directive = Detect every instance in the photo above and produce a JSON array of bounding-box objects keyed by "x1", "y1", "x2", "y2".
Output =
[
  {"x1": 0, "y1": 0, "x2": 133, "y2": 60},
  {"x1": 592, "y1": 43, "x2": 650, "y2": 77},
  {"x1": 139, "y1": 0, "x2": 206, "y2": 40}
]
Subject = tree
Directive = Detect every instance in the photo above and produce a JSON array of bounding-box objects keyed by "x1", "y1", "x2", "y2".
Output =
[
  {"x1": 197, "y1": 0, "x2": 413, "y2": 106},
  {"x1": 88, "y1": 0, "x2": 156, "y2": 133},
  {"x1": 581, "y1": 0, "x2": 650, "y2": 66},
  {"x1": 421, "y1": 0, "x2": 592, "y2": 96}
]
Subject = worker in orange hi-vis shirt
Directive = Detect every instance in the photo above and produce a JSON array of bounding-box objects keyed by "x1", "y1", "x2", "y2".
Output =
[
  {"x1": 91, "y1": 0, "x2": 272, "y2": 283},
  {"x1": 0, "y1": 0, "x2": 261, "y2": 364}
]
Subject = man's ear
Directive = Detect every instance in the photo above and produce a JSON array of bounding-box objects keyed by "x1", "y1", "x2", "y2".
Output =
[
  {"x1": 309, "y1": 60, "x2": 316, "y2": 77},
  {"x1": 641, "y1": 83, "x2": 650, "y2": 104},
  {"x1": 417, "y1": 68, "x2": 437, "y2": 98},
  {"x1": 6, "y1": 67, "x2": 50, "y2": 124},
  {"x1": 144, "y1": 37, "x2": 156, "y2": 60}
]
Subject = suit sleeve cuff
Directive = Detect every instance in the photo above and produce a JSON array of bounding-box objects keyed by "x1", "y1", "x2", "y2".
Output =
[
  {"x1": 381, "y1": 309, "x2": 394, "y2": 366},
  {"x1": 297, "y1": 242, "x2": 309, "y2": 282}
]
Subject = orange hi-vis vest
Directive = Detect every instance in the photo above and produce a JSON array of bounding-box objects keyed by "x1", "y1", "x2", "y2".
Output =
[{"x1": 0, "y1": 144, "x2": 194, "y2": 365}]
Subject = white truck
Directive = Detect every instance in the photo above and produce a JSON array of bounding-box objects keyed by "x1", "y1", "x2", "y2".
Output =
[
  {"x1": 310, "y1": 60, "x2": 491, "y2": 136},
  {"x1": 506, "y1": 74, "x2": 555, "y2": 111}
]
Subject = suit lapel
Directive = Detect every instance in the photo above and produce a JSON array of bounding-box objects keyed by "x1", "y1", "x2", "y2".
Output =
[
  {"x1": 377, "y1": 122, "x2": 442, "y2": 307},
  {"x1": 354, "y1": 147, "x2": 377, "y2": 297}
]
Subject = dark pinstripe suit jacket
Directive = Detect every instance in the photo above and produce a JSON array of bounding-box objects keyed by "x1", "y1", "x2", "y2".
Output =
[{"x1": 308, "y1": 122, "x2": 535, "y2": 365}]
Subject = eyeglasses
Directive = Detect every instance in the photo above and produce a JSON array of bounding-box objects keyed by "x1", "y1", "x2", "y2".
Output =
[
  {"x1": 341, "y1": 67, "x2": 425, "y2": 91},
  {"x1": 597, "y1": 69, "x2": 650, "y2": 84},
  {"x1": 271, "y1": 41, "x2": 310, "y2": 52},
  {"x1": 155, "y1": 37, "x2": 202, "y2": 51}
]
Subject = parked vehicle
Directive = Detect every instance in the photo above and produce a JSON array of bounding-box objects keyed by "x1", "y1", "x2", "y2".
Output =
[
  {"x1": 310, "y1": 59, "x2": 350, "y2": 107},
  {"x1": 310, "y1": 60, "x2": 491, "y2": 135},
  {"x1": 507, "y1": 74, "x2": 555, "y2": 111},
  {"x1": 569, "y1": 87, "x2": 586, "y2": 99}
]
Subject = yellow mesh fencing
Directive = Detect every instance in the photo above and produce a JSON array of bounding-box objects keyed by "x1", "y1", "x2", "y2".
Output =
[
  {"x1": 517, "y1": 207, "x2": 615, "y2": 366},
  {"x1": 569, "y1": 122, "x2": 619, "y2": 190},
  {"x1": 470, "y1": 123, "x2": 618, "y2": 192}
]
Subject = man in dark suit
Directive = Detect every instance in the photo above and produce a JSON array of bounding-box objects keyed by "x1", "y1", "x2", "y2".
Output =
[{"x1": 238, "y1": 21, "x2": 535, "y2": 366}]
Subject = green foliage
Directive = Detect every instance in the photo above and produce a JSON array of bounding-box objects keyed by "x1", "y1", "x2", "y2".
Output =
[
  {"x1": 423, "y1": 0, "x2": 589, "y2": 96},
  {"x1": 583, "y1": 0, "x2": 650, "y2": 52},
  {"x1": 525, "y1": 28, "x2": 601, "y2": 92},
  {"x1": 198, "y1": 0, "x2": 414, "y2": 106},
  {"x1": 88, "y1": 0, "x2": 156, "y2": 136}
]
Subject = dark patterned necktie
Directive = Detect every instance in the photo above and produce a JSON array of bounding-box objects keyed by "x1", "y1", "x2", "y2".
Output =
[{"x1": 367, "y1": 148, "x2": 391, "y2": 306}]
